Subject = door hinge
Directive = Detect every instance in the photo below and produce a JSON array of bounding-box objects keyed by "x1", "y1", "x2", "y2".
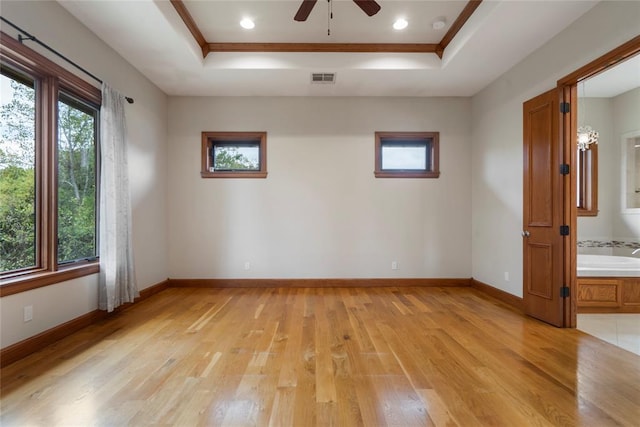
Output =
[
  {"x1": 560, "y1": 102, "x2": 570, "y2": 114},
  {"x1": 560, "y1": 164, "x2": 570, "y2": 175},
  {"x1": 560, "y1": 225, "x2": 570, "y2": 236},
  {"x1": 560, "y1": 286, "x2": 570, "y2": 298}
]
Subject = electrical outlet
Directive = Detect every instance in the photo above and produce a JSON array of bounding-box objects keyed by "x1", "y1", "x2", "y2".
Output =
[
  {"x1": 24, "y1": 305, "x2": 33, "y2": 322},
  {"x1": 504, "y1": 272, "x2": 510, "y2": 282},
  {"x1": 244, "y1": 261, "x2": 251, "y2": 271},
  {"x1": 391, "y1": 261, "x2": 398, "y2": 270}
]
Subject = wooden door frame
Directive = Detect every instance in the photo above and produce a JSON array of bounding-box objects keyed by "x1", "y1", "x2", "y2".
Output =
[{"x1": 557, "y1": 35, "x2": 640, "y2": 328}]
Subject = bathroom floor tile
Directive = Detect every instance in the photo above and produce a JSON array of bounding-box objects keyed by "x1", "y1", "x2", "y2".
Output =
[{"x1": 578, "y1": 313, "x2": 640, "y2": 356}]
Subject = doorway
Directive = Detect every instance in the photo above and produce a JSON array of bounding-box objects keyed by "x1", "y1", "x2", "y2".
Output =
[
  {"x1": 569, "y1": 47, "x2": 640, "y2": 351},
  {"x1": 523, "y1": 35, "x2": 640, "y2": 328}
]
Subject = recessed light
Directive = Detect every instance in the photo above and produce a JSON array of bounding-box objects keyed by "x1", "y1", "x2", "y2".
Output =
[
  {"x1": 432, "y1": 18, "x2": 446, "y2": 30},
  {"x1": 393, "y1": 18, "x2": 408, "y2": 30},
  {"x1": 240, "y1": 18, "x2": 255, "y2": 30}
]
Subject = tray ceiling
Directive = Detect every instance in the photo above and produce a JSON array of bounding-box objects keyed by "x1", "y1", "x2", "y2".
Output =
[{"x1": 54, "y1": 0, "x2": 600, "y2": 96}]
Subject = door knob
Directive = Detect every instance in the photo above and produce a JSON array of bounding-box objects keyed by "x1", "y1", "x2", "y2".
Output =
[{"x1": 522, "y1": 230, "x2": 530, "y2": 237}]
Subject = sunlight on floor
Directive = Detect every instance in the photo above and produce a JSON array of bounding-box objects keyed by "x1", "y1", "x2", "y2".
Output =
[{"x1": 577, "y1": 314, "x2": 640, "y2": 356}]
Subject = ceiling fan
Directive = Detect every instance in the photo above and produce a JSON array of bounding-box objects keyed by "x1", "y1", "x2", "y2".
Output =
[{"x1": 294, "y1": 0, "x2": 381, "y2": 22}]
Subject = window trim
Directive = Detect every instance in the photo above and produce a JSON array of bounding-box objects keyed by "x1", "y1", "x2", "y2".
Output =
[
  {"x1": 577, "y1": 144, "x2": 598, "y2": 216},
  {"x1": 0, "y1": 31, "x2": 101, "y2": 295},
  {"x1": 0, "y1": 264, "x2": 100, "y2": 297},
  {"x1": 374, "y1": 131, "x2": 440, "y2": 178},
  {"x1": 201, "y1": 131, "x2": 267, "y2": 178}
]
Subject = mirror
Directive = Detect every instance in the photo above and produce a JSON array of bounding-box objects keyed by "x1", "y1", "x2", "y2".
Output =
[{"x1": 622, "y1": 131, "x2": 640, "y2": 212}]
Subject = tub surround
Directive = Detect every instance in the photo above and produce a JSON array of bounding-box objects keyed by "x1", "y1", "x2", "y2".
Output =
[
  {"x1": 578, "y1": 239, "x2": 640, "y2": 249},
  {"x1": 577, "y1": 277, "x2": 640, "y2": 313},
  {"x1": 578, "y1": 254, "x2": 640, "y2": 277},
  {"x1": 577, "y1": 254, "x2": 640, "y2": 313},
  {"x1": 578, "y1": 239, "x2": 640, "y2": 257}
]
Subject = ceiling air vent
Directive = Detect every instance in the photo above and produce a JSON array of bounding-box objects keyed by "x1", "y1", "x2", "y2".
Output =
[{"x1": 311, "y1": 73, "x2": 336, "y2": 84}]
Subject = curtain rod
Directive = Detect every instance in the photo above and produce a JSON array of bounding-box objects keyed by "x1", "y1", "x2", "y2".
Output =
[{"x1": 1, "y1": 16, "x2": 134, "y2": 104}]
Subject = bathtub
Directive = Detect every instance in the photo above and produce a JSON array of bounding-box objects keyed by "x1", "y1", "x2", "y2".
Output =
[{"x1": 577, "y1": 254, "x2": 640, "y2": 277}]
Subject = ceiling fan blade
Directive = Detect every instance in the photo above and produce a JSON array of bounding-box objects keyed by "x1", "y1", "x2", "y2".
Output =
[
  {"x1": 353, "y1": 0, "x2": 381, "y2": 17},
  {"x1": 294, "y1": 0, "x2": 318, "y2": 22}
]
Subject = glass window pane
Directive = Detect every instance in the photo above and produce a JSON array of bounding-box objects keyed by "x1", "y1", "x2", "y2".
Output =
[
  {"x1": 381, "y1": 145, "x2": 427, "y2": 170},
  {"x1": 213, "y1": 144, "x2": 259, "y2": 170},
  {"x1": 0, "y1": 72, "x2": 37, "y2": 272},
  {"x1": 57, "y1": 94, "x2": 97, "y2": 263}
]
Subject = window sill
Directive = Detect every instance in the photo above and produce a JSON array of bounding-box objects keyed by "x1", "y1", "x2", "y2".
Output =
[
  {"x1": 201, "y1": 171, "x2": 268, "y2": 179},
  {"x1": 0, "y1": 263, "x2": 100, "y2": 297},
  {"x1": 374, "y1": 171, "x2": 440, "y2": 178},
  {"x1": 577, "y1": 207, "x2": 599, "y2": 217}
]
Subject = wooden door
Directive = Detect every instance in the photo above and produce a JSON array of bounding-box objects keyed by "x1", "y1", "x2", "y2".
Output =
[{"x1": 523, "y1": 89, "x2": 565, "y2": 327}]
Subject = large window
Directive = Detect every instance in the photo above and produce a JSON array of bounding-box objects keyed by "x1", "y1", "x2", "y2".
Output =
[
  {"x1": 0, "y1": 70, "x2": 36, "y2": 272},
  {"x1": 201, "y1": 132, "x2": 267, "y2": 178},
  {"x1": 374, "y1": 132, "x2": 440, "y2": 178},
  {"x1": 1, "y1": 32, "x2": 101, "y2": 294}
]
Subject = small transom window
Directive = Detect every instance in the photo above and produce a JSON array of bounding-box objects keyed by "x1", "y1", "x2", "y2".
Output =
[
  {"x1": 375, "y1": 132, "x2": 440, "y2": 178},
  {"x1": 201, "y1": 132, "x2": 267, "y2": 178}
]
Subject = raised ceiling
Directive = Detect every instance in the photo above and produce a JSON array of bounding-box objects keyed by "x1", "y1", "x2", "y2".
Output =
[
  {"x1": 56, "y1": 0, "x2": 600, "y2": 97},
  {"x1": 173, "y1": 0, "x2": 477, "y2": 55}
]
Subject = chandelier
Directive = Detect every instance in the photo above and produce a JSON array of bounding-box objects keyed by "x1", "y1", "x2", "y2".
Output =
[
  {"x1": 577, "y1": 125, "x2": 599, "y2": 151},
  {"x1": 577, "y1": 81, "x2": 599, "y2": 151}
]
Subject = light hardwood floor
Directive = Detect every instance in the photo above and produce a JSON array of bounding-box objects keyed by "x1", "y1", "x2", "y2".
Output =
[{"x1": 1, "y1": 287, "x2": 639, "y2": 426}]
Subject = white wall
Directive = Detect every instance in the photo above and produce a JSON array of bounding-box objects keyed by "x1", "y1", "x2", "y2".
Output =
[
  {"x1": 0, "y1": 1, "x2": 169, "y2": 349},
  {"x1": 577, "y1": 98, "x2": 615, "y2": 250},
  {"x1": 471, "y1": 1, "x2": 640, "y2": 296},
  {"x1": 168, "y1": 97, "x2": 471, "y2": 279}
]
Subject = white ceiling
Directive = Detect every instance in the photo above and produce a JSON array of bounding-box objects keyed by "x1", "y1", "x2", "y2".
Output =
[
  {"x1": 57, "y1": 0, "x2": 602, "y2": 97},
  {"x1": 186, "y1": 0, "x2": 466, "y2": 44},
  {"x1": 583, "y1": 53, "x2": 640, "y2": 98}
]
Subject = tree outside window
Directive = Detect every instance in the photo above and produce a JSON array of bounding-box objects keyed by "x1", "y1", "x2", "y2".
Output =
[{"x1": 0, "y1": 74, "x2": 98, "y2": 273}]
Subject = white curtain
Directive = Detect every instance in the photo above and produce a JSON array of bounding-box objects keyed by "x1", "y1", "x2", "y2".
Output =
[{"x1": 98, "y1": 83, "x2": 138, "y2": 312}]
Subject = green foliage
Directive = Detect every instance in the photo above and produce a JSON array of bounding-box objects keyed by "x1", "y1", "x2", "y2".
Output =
[
  {"x1": 0, "y1": 165, "x2": 35, "y2": 271},
  {"x1": 0, "y1": 78, "x2": 97, "y2": 272},
  {"x1": 1, "y1": 78, "x2": 36, "y2": 270},
  {"x1": 57, "y1": 99, "x2": 97, "y2": 262},
  {"x1": 214, "y1": 147, "x2": 258, "y2": 170}
]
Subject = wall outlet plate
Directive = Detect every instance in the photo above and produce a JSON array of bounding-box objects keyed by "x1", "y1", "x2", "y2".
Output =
[{"x1": 24, "y1": 305, "x2": 33, "y2": 322}]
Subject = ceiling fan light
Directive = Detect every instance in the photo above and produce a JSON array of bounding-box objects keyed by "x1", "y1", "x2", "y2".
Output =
[
  {"x1": 240, "y1": 18, "x2": 255, "y2": 30},
  {"x1": 393, "y1": 18, "x2": 408, "y2": 30}
]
